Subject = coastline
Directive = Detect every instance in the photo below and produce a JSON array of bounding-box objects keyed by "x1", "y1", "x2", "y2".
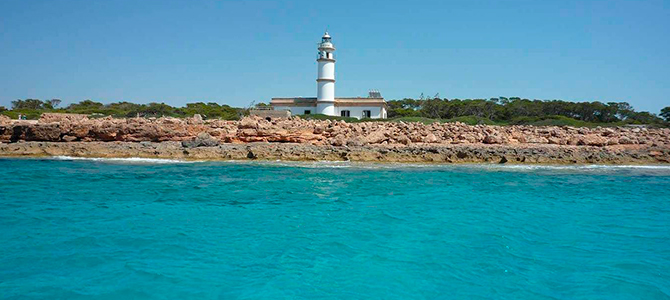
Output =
[
  {"x1": 1, "y1": 141, "x2": 668, "y2": 165},
  {"x1": 2, "y1": 114, "x2": 669, "y2": 165}
]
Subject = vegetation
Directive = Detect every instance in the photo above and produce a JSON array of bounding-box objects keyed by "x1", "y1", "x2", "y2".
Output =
[
  {"x1": 2, "y1": 99, "x2": 243, "y2": 120},
  {"x1": 1, "y1": 97, "x2": 667, "y2": 128},
  {"x1": 661, "y1": 106, "x2": 670, "y2": 122},
  {"x1": 386, "y1": 97, "x2": 668, "y2": 127}
]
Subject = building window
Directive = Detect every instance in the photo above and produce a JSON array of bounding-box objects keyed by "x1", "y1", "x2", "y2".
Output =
[
  {"x1": 340, "y1": 110, "x2": 350, "y2": 117},
  {"x1": 362, "y1": 110, "x2": 371, "y2": 118},
  {"x1": 304, "y1": 110, "x2": 311, "y2": 115}
]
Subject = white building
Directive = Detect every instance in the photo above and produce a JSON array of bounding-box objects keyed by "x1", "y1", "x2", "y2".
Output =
[{"x1": 271, "y1": 32, "x2": 387, "y2": 119}]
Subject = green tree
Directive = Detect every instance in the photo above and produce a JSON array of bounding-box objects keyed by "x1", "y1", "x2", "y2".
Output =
[
  {"x1": 661, "y1": 107, "x2": 670, "y2": 122},
  {"x1": 179, "y1": 102, "x2": 239, "y2": 120},
  {"x1": 628, "y1": 111, "x2": 663, "y2": 124},
  {"x1": 46, "y1": 99, "x2": 62, "y2": 108},
  {"x1": 12, "y1": 99, "x2": 47, "y2": 110},
  {"x1": 66, "y1": 100, "x2": 105, "y2": 113}
]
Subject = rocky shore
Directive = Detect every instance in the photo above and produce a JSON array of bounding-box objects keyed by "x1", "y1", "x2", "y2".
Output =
[{"x1": 1, "y1": 113, "x2": 669, "y2": 164}]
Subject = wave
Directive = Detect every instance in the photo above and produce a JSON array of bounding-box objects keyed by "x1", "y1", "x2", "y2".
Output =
[
  {"x1": 229, "y1": 160, "x2": 670, "y2": 171},
  {"x1": 254, "y1": 161, "x2": 670, "y2": 176},
  {"x1": 51, "y1": 156, "x2": 201, "y2": 164},
  {"x1": 464, "y1": 164, "x2": 670, "y2": 171},
  {"x1": 43, "y1": 157, "x2": 670, "y2": 173}
]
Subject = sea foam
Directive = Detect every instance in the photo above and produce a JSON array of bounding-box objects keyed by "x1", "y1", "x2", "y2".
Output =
[
  {"x1": 40, "y1": 156, "x2": 670, "y2": 173},
  {"x1": 51, "y1": 156, "x2": 201, "y2": 164}
]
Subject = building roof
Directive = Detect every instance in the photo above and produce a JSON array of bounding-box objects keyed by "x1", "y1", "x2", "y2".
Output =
[{"x1": 270, "y1": 97, "x2": 386, "y2": 107}]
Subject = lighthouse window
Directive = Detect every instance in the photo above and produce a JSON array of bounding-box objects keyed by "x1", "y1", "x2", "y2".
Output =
[
  {"x1": 304, "y1": 110, "x2": 311, "y2": 115},
  {"x1": 340, "y1": 110, "x2": 350, "y2": 117},
  {"x1": 362, "y1": 110, "x2": 371, "y2": 118}
]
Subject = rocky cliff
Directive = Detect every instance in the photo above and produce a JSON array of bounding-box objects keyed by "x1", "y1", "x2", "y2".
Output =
[{"x1": 1, "y1": 113, "x2": 669, "y2": 164}]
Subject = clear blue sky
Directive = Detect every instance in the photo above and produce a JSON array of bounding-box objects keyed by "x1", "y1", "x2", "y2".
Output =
[{"x1": 1, "y1": 0, "x2": 669, "y2": 113}]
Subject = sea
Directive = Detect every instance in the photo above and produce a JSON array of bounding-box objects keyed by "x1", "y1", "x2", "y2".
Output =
[{"x1": 1, "y1": 157, "x2": 669, "y2": 300}]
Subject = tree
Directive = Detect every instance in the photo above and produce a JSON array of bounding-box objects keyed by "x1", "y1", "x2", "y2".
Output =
[
  {"x1": 661, "y1": 107, "x2": 670, "y2": 122},
  {"x1": 0, "y1": 106, "x2": 6, "y2": 112},
  {"x1": 628, "y1": 111, "x2": 663, "y2": 124},
  {"x1": 11, "y1": 99, "x2": 46, "y2": 110},
  {"x1": 46, "y1": 99, "x2": 62, "y2": 108}
]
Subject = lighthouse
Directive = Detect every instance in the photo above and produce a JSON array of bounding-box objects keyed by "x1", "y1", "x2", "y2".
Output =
[
  {"x1": 316, "y1": 31, "x2": 336, "y2": 115},
  {"x1": 270, "y1": 32, "x2": 387, "y2": 119}
]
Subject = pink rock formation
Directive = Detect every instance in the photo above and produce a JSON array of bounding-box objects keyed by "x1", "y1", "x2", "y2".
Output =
[{"x1": 1, "y1": 114, "x2": 669, "y2": 152}]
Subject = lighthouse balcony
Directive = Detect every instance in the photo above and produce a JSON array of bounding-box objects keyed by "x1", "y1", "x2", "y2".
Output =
[{"x1": 318, "y1": 42, "x2": 335, "y2": 50}]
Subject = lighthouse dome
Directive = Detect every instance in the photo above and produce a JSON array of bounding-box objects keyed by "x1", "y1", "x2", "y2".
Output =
[{"x1": 319, "y1": 31, "x2": 335, "y2": 51}]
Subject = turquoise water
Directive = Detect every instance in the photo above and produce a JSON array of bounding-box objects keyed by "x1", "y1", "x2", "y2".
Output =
[{"x1": 1, "y1": 158, "x2": 669, "y2": 299}]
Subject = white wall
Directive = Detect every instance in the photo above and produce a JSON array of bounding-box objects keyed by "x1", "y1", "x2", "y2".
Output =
[
  {"x1": 317, "y1": 102, "x2": 336, "y2": 115},
  {"x1": 317, "y1": 81, "x2": 335, "y2": 101},
  {"x1": 317, "y1": 61, "x2": 335, "y2": 80},
  {"x1": 273, "y1": 106, "x2": 315, "y2": 116},
  {"x1": 336, "y1": 106, "x2": 386, "y2": 119},
  {"x1": 273, "y1": 105, "x2": 387, "y2": 119}
]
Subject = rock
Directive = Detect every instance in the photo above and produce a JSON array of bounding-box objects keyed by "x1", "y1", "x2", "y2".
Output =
[
  {"x1": 364, "y1": 131, "x2": 386, "y2": 144},
  {"x1": 26, "y1": 124, "x2": 61, "y2": 141},
  {"x1": 579, "y1": 134, "x2": 608, "y2": 147},
  {"x1": 0, "y1": 114, "x2": 667, "y2": 156},
  {"x1": 329, "y1": 135, "x2": 347, "y2": 146},
  {"x1": 618, "y1": 136, "x2": 636, "y2": 145},
  {"x1": 346, "y1": 137, "x2": 365, "y2": 147},
  {"x1": 396, "y1": 134, "x2": 411, "y2": 145},
  {"x1": 0, "y1": 115, "x2": 11, "y2": 124},
  {"x1": 182, "y1": 132, "x2": 219, "y2": 148},
  {"x1": 483, "y1": 134, "x2": 502, "y2": 144},
  {"x1": 62, "y1": 135, "x2": 77, "y2": 142},
  {"x1": 547, "y1": 137, "x2": 561, "y2": 145},
  {"x1": 526, "y1": 136, "x2": 549, "y2": 144},
  {"x1": 39, "y1": 113, "x2": 88, "y2": 124},
  {"x1": 649, "y1": 150, "x2": 663, "y2": 157},
  {"x1": 239, "y1": 117, "x2": 259, "y2": 129},
  {"x1": 187, "y1": 114, "x2": 204, "y2": 125},
  {"x1": 424, "y1": 133, "x2": 439, "y2": 143}
]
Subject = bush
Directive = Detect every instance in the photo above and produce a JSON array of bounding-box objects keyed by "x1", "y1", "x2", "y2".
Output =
[
  {"x1": 506, "y1": 115, "x2": 631, "y2": 127},
  {"x1": 3, "y1": 109, "x2": 45, "y2": 120},
  {"x1": 384, "y1": 116, "x2": 441, "y2": 124},
  {"x1": 444, "y1": 116, "x2": 496, "y2": 125}
]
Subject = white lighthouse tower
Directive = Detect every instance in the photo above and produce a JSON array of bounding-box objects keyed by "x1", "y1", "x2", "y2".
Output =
[
  {"x1": 270, "y1": 32, "x2": 387, "y2": 119},
  {"x1": 316, "y1": 31, "x2": 336, "y2": 115}
]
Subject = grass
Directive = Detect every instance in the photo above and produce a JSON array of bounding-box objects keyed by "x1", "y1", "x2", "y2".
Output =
[
  {"x1": 505, "y1": 115, "x2": 630, "y2": 127},
  {"x1": 1, "y1": 109, "x2": 48, "y2": 120},
  {"x1": 443, "y1": 116, "x2": 497, "y2": 125}
]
